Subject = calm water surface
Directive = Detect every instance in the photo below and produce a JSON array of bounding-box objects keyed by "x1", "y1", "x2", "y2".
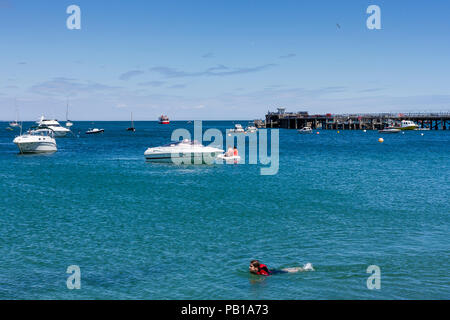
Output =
[{"x1": 0, "y1": 121, "x2": 449, "y2": 299}]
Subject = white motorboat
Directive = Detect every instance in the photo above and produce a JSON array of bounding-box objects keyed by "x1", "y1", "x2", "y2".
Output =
[
  {"x1": 13, "y1": 128, "x2": 57, "y2": 154},
  {"x1": 379, "y1": 128, "x2": 401, "y2": 133},
  {"x1": 86, "y1": 128, "x2": 104, "y2": 134},
  {"x1": 245, "y1": 125, "x2": 257, "y2": 133},
  {"x1": 144, "y1": 139, "x2": 224, "y2": 164},
  {"x1": 298, "y1": 127, "x2": 312, "y2": 134},
  {"x1": 9, "y1": 121, "x2": 20, "y2": 128},
  {"x1": 229, "y1": 124, "x2": 245, "y2": 133},
  {"x1": 37, "y1": 115, "x2": 71, "y2": 137},
  {"x1": 216, "y1": 154, "x2": 241, "y2": 163}
]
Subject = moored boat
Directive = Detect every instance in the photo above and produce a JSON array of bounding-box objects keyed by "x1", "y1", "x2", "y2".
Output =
[
  {"x1": 229, "y1": 124, "x2": 245, "y2": 133},
  {"x1": 159, "y1": 115, "x2": 170, "y2": 124},
  {"x1": 127, "y1": 112, "x2": 135, "y2": 132},
  {"x1": 298, "y1": 127, "x2": 313, "y2": 134},
  {"x1": 144, "y1": 139, "x2": 223, "y2": 164},
  {"x1": 245, "y1": 125, "x2": 258, "y2": 133},
  {"x1": 392, "y1": 120, "x2": 419, "y2": 131},
  {"x1": 379, "y1": 128, "x2": 401, "y2": 133},
  {"x1": 86, "y1": 128, "x2": 104, "y2": 134},
  {"x1": 37, "y1": 115, "x2": 71, "y2": 137},
  {"x1": 13, "y1": 128, "x2": 57, "y2": 154}
]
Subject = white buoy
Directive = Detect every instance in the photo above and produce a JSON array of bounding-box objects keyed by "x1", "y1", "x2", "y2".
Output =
[{"x1": 363, "y1": 130, "x2": 367, "y2": 133}]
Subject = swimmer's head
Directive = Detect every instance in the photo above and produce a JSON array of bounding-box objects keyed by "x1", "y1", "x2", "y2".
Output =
[{"x1": 249, "y1": 260, "x2": 260, "y2": 274}]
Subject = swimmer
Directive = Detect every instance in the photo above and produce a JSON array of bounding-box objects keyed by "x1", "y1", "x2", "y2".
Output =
[{"x1": 249, "y1": 260, "x2": 314, "y2": 276}]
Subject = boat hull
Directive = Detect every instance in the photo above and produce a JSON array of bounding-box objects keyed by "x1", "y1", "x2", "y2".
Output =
[
  {"x1": 216, "y1": 154, "x2": 241, "y2": 163},
  {"x1": 52, "y1": 130, "x2": 69, "y2": 137},
  {"x1": 145, "y1": 152, "x2": 221, "y2": 164},
  {"x1": 14, "y1": 141, "x2": 57, "y2": 153},
  {"x1": 86, "y1": 129, "x2": 104, "y2": 134},
  {"x1": 379, "y1": 129, "x2": 401, "y2": 133}
]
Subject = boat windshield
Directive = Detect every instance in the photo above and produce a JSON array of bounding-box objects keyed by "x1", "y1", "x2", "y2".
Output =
[{"x1": 29, "y1": 129, "x2": 53, "y2": 137}]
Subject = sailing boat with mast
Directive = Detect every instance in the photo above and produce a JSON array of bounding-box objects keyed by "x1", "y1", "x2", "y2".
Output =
[
  {"x1": 9, "y1": 101, "x2": 20, "y2": 128},
  {"x1": 65, "y1": 99, "x2": 73, "y2": 128},
  {"x1": 127, "y1": 112, "x2": 135, "y2": 132}
]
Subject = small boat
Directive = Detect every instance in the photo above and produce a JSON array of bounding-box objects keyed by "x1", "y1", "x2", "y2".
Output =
[
  {"x1": 298, "y1": 127, "x2": 313, "y2": 134},
  {"x1": 379, "y1": 128, "x2": 401, "y2": 133},
  {"x1": 13, "y1": 128, "x2": 57, "y2": 154},
  {"x1": 144, "y1": 139, "x2": 223, "y2": 164},
  {"x1": 245, "y1": 125, "x2": 258, "y2": 133},
  {"x1": 10, "y1": 101, "x2": 21, "y2": 127},
  {"x1": 86, "y1": 128, "x2": 104, "y2": 134},
  {"x1": 9, "y1": 121, "x2": 20, "y2": 128},
  {"x1": 37, "y1": 115, "x2": 71, "y2": 137},
  {"x1": 229, "y1": 124, "x2": 245, "y2": 133},
  {"x1": 159, "y1": 115, "x2": 170, "y2": 124},
  {"x1": 127, "y1": 112, "x2": 135, "y2": 132},
  {"x1": 65, "y1": 99, "x2": 73, "y2": 128},
  {"x1": 399, "y1": 120, "x2": 419, "y2": 130},
  {"x1": 390, "y1": 120, "x2": 419, "y2": 131},
  {"x1": 216, "y1": 154, "x2": 241, "y2": 163}
]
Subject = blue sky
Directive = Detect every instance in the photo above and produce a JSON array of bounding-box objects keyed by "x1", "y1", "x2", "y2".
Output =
[{"x1": 1, "y1": 0, "x2": 450, "y2": 120}]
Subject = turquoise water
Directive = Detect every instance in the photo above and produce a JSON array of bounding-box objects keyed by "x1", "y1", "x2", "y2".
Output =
[{"x1": 0, "y1": 121, "x2": 449, "y2": 300}]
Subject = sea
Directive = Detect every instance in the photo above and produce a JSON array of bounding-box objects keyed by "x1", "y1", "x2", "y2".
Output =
[{"x1": 0, "y1": 121, "x2": 449, "y2": 299}]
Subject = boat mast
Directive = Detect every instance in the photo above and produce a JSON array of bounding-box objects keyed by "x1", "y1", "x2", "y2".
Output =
[
  {"x1": 66, "y1": 98, "x2": 69, "y2": 121},
  {"x1": 14, "y1": 98, "x2": 19, "y2": 122}
]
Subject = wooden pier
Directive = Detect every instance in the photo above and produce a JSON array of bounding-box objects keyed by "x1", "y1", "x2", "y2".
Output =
[{"x1": 258, "y1": 108, "x2": 450, "y2": 130}]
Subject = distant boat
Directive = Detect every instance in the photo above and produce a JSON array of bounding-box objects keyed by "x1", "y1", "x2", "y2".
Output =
[
  {"x1": 65, "y1": 99, "x2": 73, "y2": 128},
  {"x1": 86, "y1": 128, "x2": 104, "y2": 135},
  {"x1": 37, "y1": 115, "x2": 71, "y2": 137},
  {"x1": 127, "y1": 112, "x2": 135, "y2": 132},
  {"x1": 379, "y1": 128, "x2": 401, "y2": 133},
  {"x1": 9, "y1": 121, "x2": 20, "y2": 128},
  {"x1": 246, "y1": 123, "x2": 258, "y2": 133},
  {"x1": 392, "y1": 120, "x2": 418, "y2": 130},
  {"x1": 298, "y1": 127, "x2": 312, "y2": 134},
  {"x1": 229, "y1": 124, "x2": 245, "y2": 133},
  {"x1": 159, "y1": 115, "x2": 170, "y2": 124},
  {"x1": 9, "y1": 102, "x2": 20, "y2": 127}
]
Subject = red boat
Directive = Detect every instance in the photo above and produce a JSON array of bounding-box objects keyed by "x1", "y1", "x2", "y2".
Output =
[{"x1": 159, "y1": 115, "x2": 170, "y2": 124}]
